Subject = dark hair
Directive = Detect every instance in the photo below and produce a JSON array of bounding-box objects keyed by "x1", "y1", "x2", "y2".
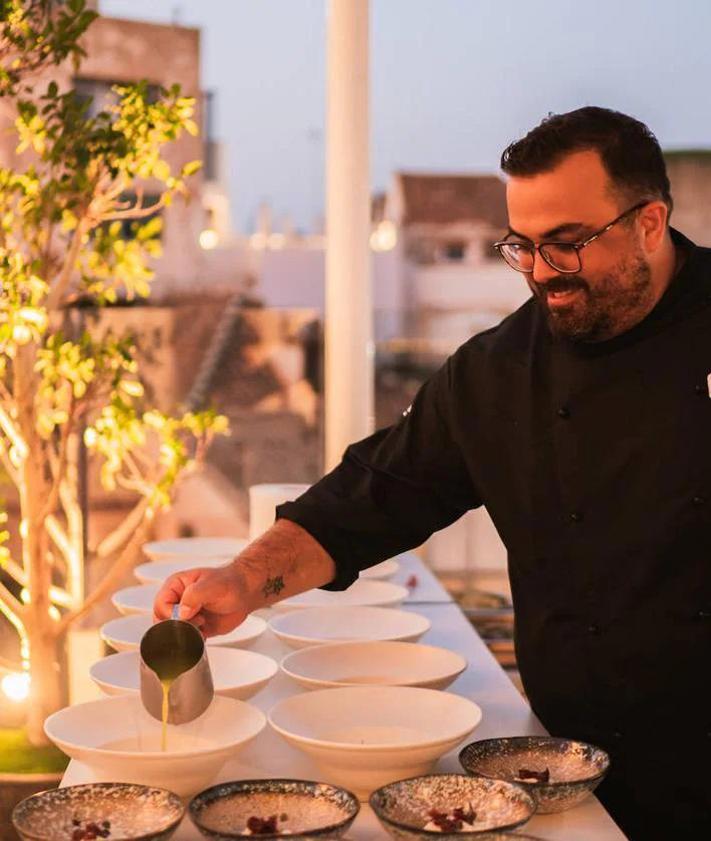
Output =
[{"x1": 501, "y1": 106, "x2": 673, "y2": 213}]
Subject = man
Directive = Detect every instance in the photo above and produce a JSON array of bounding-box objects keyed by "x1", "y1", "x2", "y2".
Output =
[{"x1": 155, "y1": 107, "x2": 711, "y2": 839}]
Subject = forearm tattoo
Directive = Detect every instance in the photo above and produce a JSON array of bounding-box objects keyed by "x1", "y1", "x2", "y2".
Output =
[{"x1": 262, "y1": 575, "x2": 285, "y2": 598}]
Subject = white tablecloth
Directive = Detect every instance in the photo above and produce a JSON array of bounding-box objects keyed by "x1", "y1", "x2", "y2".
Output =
[{"x1": 62, "y1": 557, "x2": 626, "y2": 840}]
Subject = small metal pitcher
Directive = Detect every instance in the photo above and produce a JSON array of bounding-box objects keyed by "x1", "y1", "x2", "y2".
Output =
[{"x1": 139, "y1": 607, "x2": 214, "y2": 724}]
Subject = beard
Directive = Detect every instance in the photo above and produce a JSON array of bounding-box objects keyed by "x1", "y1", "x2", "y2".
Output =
[{"x1": 529, "y1": 250, "x2": 655, "y2": 342}]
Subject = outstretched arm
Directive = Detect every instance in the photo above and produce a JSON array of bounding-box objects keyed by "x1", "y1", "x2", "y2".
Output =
[{"x1": 153, "y1": 518, "x2": 335, "y2": 636}]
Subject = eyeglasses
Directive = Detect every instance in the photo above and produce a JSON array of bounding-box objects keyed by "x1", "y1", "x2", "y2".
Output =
[{"x1": 493, "y1": 200, "x2": 649, "y2": 274}]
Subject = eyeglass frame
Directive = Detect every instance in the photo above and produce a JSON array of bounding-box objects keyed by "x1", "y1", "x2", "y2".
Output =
[{"x1": 492, "y1": 200, "x2": 650, "y2": 274}]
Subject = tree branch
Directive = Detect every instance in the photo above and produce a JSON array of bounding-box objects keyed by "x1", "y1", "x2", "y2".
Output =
[
  {"x1": 45, "y1": 514, "x2": 76, "y2": 567},
  {"x1": 0, "y1": 379, "x2": 14, "y2": 404},
  {"x1": 0, "y1": 435, "x2": 20, "y2": 487},
  {"x1": 57, "y1": 472, "x2": 84, "y2": 607},
  {"x1": 0, "y1": 406, "x2": 28, "y2": 461},
  {"x1": 0, "y1": 579, "x2": 26, "y2": 623},
  {"x1": 91, "y1": 496, "x2": 150, "y2": 558},
  {"x1": 1, "y1": 557, "x2": 26, "y2": 586},
  {"x1": 57, "y1": 506, "x2": 154, "y2": 634},
  {"x1": 46, "y1": 219, "x2": 87, "y2": 311},
  {"x1": 101, "y1": 192, "x2": 169, "y2": 222},
  {"x1": 38, "y1": 399, "x2": 75, "y2": 522},
  {"x1": 2, "y1": 556, "x2": 72, "y2": 608}
]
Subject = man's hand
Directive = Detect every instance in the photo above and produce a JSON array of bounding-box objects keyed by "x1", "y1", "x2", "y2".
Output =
[
  {"x1": 152, "y1": 519, "x2": 337, "y2": 637},
  {"x1": 153, "y1": 563, "x2": 252, "y2": 637}
]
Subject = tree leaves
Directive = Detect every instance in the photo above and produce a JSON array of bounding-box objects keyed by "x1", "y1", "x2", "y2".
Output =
[{"x1": 0, "y1": 1, "x2": 98, "y2": 98}]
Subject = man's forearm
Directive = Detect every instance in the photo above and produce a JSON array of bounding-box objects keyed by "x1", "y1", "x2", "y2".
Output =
[{"x1": 231, "y1": 518, "x2": 336, "y2": 611}]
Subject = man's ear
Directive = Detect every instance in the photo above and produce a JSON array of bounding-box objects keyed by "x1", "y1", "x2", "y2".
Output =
[{"x1": 638, "y1": 201, "x2": 668, "y2": 253}]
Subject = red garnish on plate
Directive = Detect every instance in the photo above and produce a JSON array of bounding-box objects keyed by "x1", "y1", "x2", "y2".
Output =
[
  {"x1": 517, "y1": 767, "x2": 550, "y2": 783},
  {"x1": 246, "y1": 814, "x2": 283, "y2": 834},
  {"x1": 427, "y1": 805, "x2": 477, "y2": 831}
]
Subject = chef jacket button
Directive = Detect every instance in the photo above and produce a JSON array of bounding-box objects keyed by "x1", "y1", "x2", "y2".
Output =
[
  {"x1": 557, "y1": 406, "x2": 571, "y2": 419},
  {"x1": 696, "y1": 609, "x2": 711, "y2": 620},
  {"x1": 692, "y1": 495, "x2": 705, "y2": 506},
  {"x1": 613, "y1": 730, "x2": 624, "y2": 740},
  {"x1": 570, "y1": 511, "x2": 584, "y2": 523},
  {"x1": 587, "y1": 623, "x2": 600, "y2": 635},
  {"x1": 695, "y1": 383, "x2": 707, "y2": 396}
]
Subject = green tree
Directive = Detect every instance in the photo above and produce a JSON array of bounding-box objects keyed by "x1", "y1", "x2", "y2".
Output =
[{"x1": 0, "y1": 0, "x2": 228, "y2": 745}]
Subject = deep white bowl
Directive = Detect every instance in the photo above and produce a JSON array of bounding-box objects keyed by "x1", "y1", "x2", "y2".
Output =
[
  {"x1": 269, "y1": 606, "x2": 431, "y2": 650},
  {"x1": 281, "y1": 641, "x2": 466, "y2": 691},
  {"x1": 359, "y1": 559, "x2": 399, "y2": 580},
  {"x1": 134, "y1": 557, "x2": 231, "y2": 585},
  {"x1": 272, "y1": 580, "x2": 408, "y2": 612},
  {"x1": 268, "y1": 686, "x2": 482, "y2": 799},
  {"x1": 90, "y1": 647, "x2": 278, "y2": 701},
  {"x1": 111, "y1": 584, "x2": 160, "y2": 617},
  {"x1": 45, "y1": 694, "x2": 266, "y2": 797},
  {"x1": 101, "y1": 614, "x2": 267, "y2": 653},
  {"x1": 142, "y1": 537, "x2": 246, "y2": 562}
]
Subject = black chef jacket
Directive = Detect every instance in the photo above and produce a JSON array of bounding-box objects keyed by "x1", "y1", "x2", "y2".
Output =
[{"x1": 277, "y1": 228, "x2": 711, "y2": 839}]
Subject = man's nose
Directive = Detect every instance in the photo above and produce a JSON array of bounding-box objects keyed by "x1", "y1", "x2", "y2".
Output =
[{"x1": 530, "y1": 250, "x2": 560, "y2": 285}]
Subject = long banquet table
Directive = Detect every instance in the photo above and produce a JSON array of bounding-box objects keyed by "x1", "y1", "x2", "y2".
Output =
[{"x1": 62, "y1": 553, "x2": 627, "y2": 839}]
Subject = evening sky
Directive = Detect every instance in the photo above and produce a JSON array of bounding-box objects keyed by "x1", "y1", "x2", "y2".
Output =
[{"x1": 101, "y1": 0, "x2": 711, "y2": 233}]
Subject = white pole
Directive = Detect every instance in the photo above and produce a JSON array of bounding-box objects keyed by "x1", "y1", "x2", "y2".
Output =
[{"x1": 324, "y1": 0, "x2": 374, "y2": 472}]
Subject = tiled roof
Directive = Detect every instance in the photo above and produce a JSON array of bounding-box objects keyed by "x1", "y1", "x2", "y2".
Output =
[{"x1": 398, "y1": 173, "x2": 507, "y2": 229}]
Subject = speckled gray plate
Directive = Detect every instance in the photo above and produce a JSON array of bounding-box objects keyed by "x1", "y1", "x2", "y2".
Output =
[
  {"x1": 459, "y1": 736, "x2": 610, "y2": 814},
  {"x1": 369, "y1": 773, "x2": 536, "y2": 839},
  {"x1": 12, "y1": 782, "x2": 184, "y2": 841},
  {"x1": 188, "y1": 779, "x2": 360, "y2": 839}
]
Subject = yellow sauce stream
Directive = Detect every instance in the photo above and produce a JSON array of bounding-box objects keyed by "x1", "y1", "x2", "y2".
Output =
[{"x1": 161, "y1": 678, "x2": 173, "y2": 752}]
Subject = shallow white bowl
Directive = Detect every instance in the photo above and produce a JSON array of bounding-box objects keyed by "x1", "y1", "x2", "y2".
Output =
[
  {"x1": 269, "y1": 606, "x2": 431, "y2": 650},
  {"x1": 142, "y1": 537, "x2": 246, "y2": 562},
  {"x1": 272, "y1": 580, "x2": 408, "y2": 612},
  {"x1": 268, "y1": 686, "x2": 482, "y2": 799},
  {"x1": 101, "y1": 614, "x2": 267, "y2": 653},
  {"x1": 134, "y1": 557, "x2": 231, "y2": 585},
  {"x1": 281, "y1": 641, "x2": 467, "y2": 692},
  {"x1": 111, "y1": 584, "x2": 160, "y2": 617},
  {"x1": 90, "y1": 647, "x2": 278, "y2": 701},
  {"x1": 358, "y1": 559, "x2": 399, "y2": 580},
  {"x1": 45, "y1": 694, "x2": 266, "y2": 797}
]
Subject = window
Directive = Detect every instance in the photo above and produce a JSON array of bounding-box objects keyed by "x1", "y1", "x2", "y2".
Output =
[
  {"x1": 443, "y1": 241, "x2": 467, "y2": 261},
  {"x1": 73, "y1": 78, "x2": 160, "y2": 119}
]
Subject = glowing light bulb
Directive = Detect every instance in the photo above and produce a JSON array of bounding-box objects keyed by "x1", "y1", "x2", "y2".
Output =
[
  {"x1": 199, "y1": 228, "x2": 219, "y2": 250},
  {"x1": 370, "y1": 220, "x2": 398, "y2": 252},
  {"x1": 1, "y1": 672, "x2": 30, "y2": 702}
]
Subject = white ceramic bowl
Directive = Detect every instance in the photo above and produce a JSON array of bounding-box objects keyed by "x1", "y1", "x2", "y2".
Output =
[
  {"x1": 45, "y1": 694, "x2": 266, "y2": 797},
  {"x1": 142, "y1": 537, "x2": 246, "y2": 562},
  {"x1": 272, "y1": 580, "x2": 408, "y2": 612},
  {"x1": 281, "y1": 641, "x2": 467, "y2": 691},
  {"x1": 358, "y1": 559, "x2": 399, "y2": 580},
  {"x1": 268, "y1": 686, "x2": 482, "y2": 799},
  {"x1": 269, "y1": 606, "x2": 431, "y2": 650},
  {"x1": 90, "y1": 647, "x2": 278, "y2": 701},
  {"x1": 111, "y1": 584, "x2": 160, "y2": 617},
  {"x1": 134, "y1": 557, "x2": 232, "y2": 585},
  {"x1": 100, "y1": 614, "x2": 267, "y2": 653}
]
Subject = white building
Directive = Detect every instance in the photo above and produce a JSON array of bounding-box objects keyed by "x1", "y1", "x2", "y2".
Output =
[{"x1": 252, "y1": 170, "x2": 530, "y2": 355}]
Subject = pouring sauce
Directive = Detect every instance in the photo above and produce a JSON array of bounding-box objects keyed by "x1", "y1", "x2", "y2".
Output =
[{"x1": 141, "y1": 623, "x2": 206, "y2": 752}]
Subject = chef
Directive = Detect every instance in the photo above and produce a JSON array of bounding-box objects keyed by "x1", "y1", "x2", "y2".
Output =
[{"x1": 155, "y1": 107, "x2": 711, "y2": 839}]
